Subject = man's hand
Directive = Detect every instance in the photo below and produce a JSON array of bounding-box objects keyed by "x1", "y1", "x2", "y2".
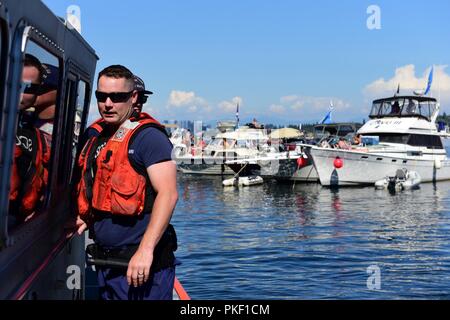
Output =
[
  {"x1": 127, "y1": 247, "x2": 153, "y2": 287},
  {"x1": 75, "y1": 216, "x2": 88, "y2": 235},
  {"x1": 125, "y1": 160, "x2": 178, "y2": 288}
]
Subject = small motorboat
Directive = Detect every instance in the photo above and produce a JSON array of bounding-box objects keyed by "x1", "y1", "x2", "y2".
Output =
[
  {"x1": 375, "y1": 168, "x2": 421, "y2": 191},
  {"x1": 223, "y1": 175, "x2": 264, "y2": 187}
]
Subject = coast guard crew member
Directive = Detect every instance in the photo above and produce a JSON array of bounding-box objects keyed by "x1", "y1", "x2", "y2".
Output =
[{"x1": 75, "y1": 65, "x2": 178, "y2": 300}]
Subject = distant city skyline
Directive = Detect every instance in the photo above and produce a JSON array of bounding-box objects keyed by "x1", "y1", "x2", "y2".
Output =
[{"x1": 43, "y1": 0, "x2": 450, "y2": 125}]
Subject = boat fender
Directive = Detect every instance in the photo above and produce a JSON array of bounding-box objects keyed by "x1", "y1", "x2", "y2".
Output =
[
  {"x1": 334, "y1": 157, "x2": 343, "y2": 169},
  {"x1": 297, "y1": 156, "x2": 307, "y2": 167},
  {"x1": 435, "y1": 159, "x2": 442, "y2": 169}
]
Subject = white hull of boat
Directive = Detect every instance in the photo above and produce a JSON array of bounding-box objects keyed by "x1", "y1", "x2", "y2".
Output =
[
  {"x1": 177, "y1": 163, "x2": 235, "y2": 175},
  {"x1": 310, "y1": 147, "x2": 450, "y2": 186},
  {"x1": 260, "y1": 160, "x2": 319, "y2": 182}
]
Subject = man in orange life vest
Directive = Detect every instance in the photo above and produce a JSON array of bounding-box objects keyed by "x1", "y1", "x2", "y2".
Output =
[
  {"x1": 85, "y1": 74, "x2": 152, "y2": 137},
  {"x1": 75, "y1": 65, "x2": 178, "y2": 300},
  {"x1": 9, "y1": 54, "x2": 47, "y2": 227}
]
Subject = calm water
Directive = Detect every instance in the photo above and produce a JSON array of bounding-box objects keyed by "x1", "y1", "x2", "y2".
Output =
[{"x1": 172, "y1": 143, "x2": 450, "y2": 299}]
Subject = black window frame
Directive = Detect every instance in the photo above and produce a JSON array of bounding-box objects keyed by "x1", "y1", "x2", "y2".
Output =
[
  {"x1": 57, "y1": 73, "x2": 78, "y2": 185},
  {"x1": 366, "y1": 133, "x2": 444, "y2": 149}
]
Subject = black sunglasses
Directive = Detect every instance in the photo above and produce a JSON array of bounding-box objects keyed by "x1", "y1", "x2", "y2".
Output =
[
  {"x1": 21, "y1": 81, "x2": 41, "y2": 95},
  {"x1": 95, "y1": 90, "x2": 134, "y2": 103}
]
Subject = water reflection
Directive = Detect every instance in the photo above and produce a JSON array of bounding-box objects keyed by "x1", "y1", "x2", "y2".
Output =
[{"x1": 173, "y1": 173, "x2": 450, "y2": 299}]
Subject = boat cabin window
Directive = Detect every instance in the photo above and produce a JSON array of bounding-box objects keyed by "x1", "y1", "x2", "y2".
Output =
[
  {"x1": 377, "y1": 133, "x2": 409, "y2": 144},
  {"x1": 208, "y1": 138, "x2": 223, "y2": 148},
  {"x1": 8, "y1": 36, "x2": 61, "y2": 231},
  {"x1": 407, "y1": 134, "x2": 443, "y2": 149},
  {"x1": 370, "y1": 98, "x2": 437, "y2": 120},
  {"x1": 363, "y1": 133, "x2": 443, "y2": 149},
  {"x1": 417, "y1": 100, "x2": 437, "y2": 119},
  {"x1": 236, "y1": 140, "x2": 249, "y2": 148}
]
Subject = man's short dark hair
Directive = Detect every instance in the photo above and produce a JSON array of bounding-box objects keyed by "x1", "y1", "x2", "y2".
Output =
[
  {"x1": 97, "y1": 65, "x2": 134, "y2": 89},
  {"x1": 24, "y1": 53, "x2": 44, "y2": 83}
]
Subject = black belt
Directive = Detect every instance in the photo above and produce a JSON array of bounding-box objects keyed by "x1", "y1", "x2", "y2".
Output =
[{"x1": 86, "y1": 224, "x2": 177, "y2": 272}]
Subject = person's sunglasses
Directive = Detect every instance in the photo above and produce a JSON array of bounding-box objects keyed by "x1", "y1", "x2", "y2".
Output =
[
  {"x1": 21, "y1": 81, "x2": 41, "y2": 95},
  {"x1": 95, "y1": 90, "x2": 134, "y2": 103}
]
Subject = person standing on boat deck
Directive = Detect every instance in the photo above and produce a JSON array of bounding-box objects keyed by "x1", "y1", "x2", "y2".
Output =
[
  {"x1": 75, "y1": 65, "x2": 178, "y2": 300},
  {"x1": 390, "y1": 100, "x2": 401, "y2": 115},
  {"x1": 81, "y1": 74, "x2": 153, "y2": 141},
  {"x1": 132, "y1": 75, "x2": 153, "y2": 113}
]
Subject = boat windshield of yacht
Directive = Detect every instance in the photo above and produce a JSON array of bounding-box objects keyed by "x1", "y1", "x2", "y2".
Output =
[{"x1": 369, "y1": 96, "x2": 438, "y2": 120}]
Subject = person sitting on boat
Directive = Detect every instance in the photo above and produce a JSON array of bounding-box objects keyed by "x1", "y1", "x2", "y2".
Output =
[
  {"x1": 352, "y1": 134, "x2": 362, "y2": 146},
  {"x1": 223, "y1": 138, "x2": 235, "y2": 148},
  {"x1": 337, "y1": 137, "x2": 351, "y2": 150}
]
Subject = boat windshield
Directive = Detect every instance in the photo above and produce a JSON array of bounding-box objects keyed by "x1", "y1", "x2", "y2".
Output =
[
  {"x1": 369, "y1": 97, "x2": 437, "y2": 120},
  {"x1": 314, "y1": 124, "x2": 360, "y2": 140}
]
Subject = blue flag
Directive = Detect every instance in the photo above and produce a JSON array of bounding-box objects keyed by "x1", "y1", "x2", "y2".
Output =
[
  {"x1": 424, "y1": 66, "x2": 434, "y2": 95},
  {"x1": 320, "y1": 110, "x2": 332, "y2": 124},
  {"x1": 320, "y1": 101, "x2": 333, "y2": 124}
]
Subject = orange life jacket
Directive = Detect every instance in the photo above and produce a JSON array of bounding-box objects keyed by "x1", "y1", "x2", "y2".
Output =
[
  {"x1": 9, "y1": 127, "x2": 46, "y2": 217},
  {"x1": 89, "y1": 118, "x2": 105, "y2": 134},
  {"x1": 77, "y1": 113, "x2": 168, "y2": 220}
]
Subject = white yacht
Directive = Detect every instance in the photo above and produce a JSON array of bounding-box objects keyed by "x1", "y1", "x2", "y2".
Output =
[
  {"x1": 309, "y1": 95, "x2": 450, "y2": 186},
  {"x1": 175, "y1": 128, "x2": 268, "y2": 175}
]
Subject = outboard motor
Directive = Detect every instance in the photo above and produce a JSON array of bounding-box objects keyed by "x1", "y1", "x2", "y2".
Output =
[{"x1": 387, "y1": 176, "x2": 398, "y2": 193}]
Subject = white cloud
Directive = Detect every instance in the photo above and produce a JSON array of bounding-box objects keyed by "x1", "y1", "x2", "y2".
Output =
[
  {"x1": 364, "y1": 65, "x2": 450, "y2": 105},
  {"x1": 167, "y1": 90, "x2": 209, "y2": 113},
  {"x1": 279, "y1": 95, "x2": 350, "y2": 112},
  {"x1": 280, "y1": 95, "x2": 299, "y2": 104},
  {"x1": 265, "y1": 95, "x2": 351, "y2": 123},
  {"x1": 142, "y1": 103, "x2": 158, "y2": 116},
  {"x1": 168, "y1": 90, "x2": 194, "y2": 107},
  {"x1": 269, "y1": 104, "x2": 286, "y2": 114},
  {"x1": 218, "y1": 96, "x2": 243, "y2": 113}
]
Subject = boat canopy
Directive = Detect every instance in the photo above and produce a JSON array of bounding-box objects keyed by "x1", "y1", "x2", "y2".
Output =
[
  {"x1": 269, "y1": 127, "x2": 303, "y2": 139},
  {"x1": 215, "y1": 128, "x2": 268, "y2": 141},
  {"x1": 369, "y1": 96, "x2": 438, "y2": 120}
]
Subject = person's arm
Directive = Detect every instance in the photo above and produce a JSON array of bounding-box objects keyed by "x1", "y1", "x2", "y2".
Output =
[{"x1": 127, "y1": 160, "x2": 178, "y2": 287}]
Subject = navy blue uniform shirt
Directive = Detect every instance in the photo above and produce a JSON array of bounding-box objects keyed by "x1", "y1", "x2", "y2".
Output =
[{"x1": 84, "y1": 125, "x2": 173, "y2": 248}]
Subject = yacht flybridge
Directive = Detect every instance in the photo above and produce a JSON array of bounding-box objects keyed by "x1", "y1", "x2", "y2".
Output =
[{"x1": 309, "y1": 95, "x2": 450, "y2": 186}]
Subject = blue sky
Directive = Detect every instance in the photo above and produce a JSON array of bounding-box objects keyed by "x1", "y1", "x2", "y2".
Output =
[{"x1": 43, "y1": 0, "x2": 450, "y2": 125}]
